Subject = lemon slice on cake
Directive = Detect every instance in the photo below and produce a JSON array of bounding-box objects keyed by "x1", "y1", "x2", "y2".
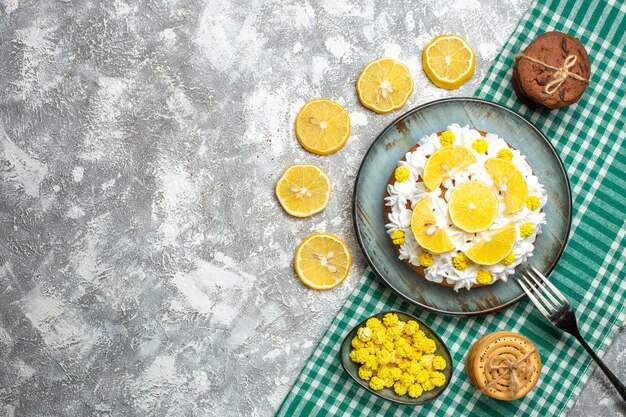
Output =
[
  {"x1": 410, "y1": 197, "x2": 455, "y2": 254},
  {"x1": 356, "y1": 58, "x2": 414, "y2": 114},
  {"x1": 295, "y1": 99, "x2": 351, "y2": 155},
  {"x1": 422, "y1": 145, "x2": 476, "y2": 191},
  {"x1": 484, "y1": 158, "x2": 528, "y2": 214},
  {"x1": 449, "y1": 181, "x2": 499, "y2": 233},
  {"x1": 423, "y1": 34, "x2": 476, "y2": 90},
  {"x1": 294, "y1": 233, "x2": 352, "y2": 290},
  {"x1": 275, "y1": 164, "x2": 331, "y2": 217},
  {"x1": 464, "y1": 222, "x2": 516, "y2": 265}
]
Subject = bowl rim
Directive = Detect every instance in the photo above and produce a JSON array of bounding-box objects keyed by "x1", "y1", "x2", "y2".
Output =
[
  {"x1": 339, "y1": 310, "x2": 454, "y2": 406},
  {"x1": 352, "y1": 97, "x2": 573, "y2": 316}
]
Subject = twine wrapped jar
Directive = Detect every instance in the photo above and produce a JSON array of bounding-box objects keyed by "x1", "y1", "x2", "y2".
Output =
[{"x1": 466, "y1": 331, "x2": 541, "y2": 400}]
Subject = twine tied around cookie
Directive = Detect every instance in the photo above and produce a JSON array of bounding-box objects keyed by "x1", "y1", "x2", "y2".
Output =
[
  {"x1": 519, "y1": 54, "x2": 589, "y2": 95},
  {"x1": 479, "y1": 347, "x2": 537, "y2": 396}
]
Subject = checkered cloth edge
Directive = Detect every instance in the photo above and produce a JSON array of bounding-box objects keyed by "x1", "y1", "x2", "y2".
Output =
[{"x1": 276, "y1": 0, "x2": 626, "y2": 415}]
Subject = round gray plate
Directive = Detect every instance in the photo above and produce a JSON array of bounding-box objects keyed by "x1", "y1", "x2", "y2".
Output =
[{"x1": 353, "y1": 98, "x2": 572, "y2": 316}]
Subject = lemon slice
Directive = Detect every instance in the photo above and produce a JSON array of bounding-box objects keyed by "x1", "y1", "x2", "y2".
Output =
[
  {"x1": 356, "y1": 58, "x2": 414, "y2": 114},
  {"x1": 449, "y1": 181, "x2": 499, "y2": 233},
  {"x1": 295, "y1": 99, "x2": 351, "y2": 155},
  {"x1": 410, "y1": 197, "x2": 455, "y2": 254},
  {"x1": 464, "y1": 222, "x2": 516, "y2": 265},
  {"x1": 275, "y1": 164, "x2": 331, "y2": 217},
  {"x1": 294, "y1": 233, "x2": 352, "y2": 290},
  {"x1": 484, "y1": 158, "x2": 528, "y2": 214},
  {"x1": 423, "y1": 34, "x2": 476, "y2": 90},
  {"x1": 422, "y1": 145, "x2": 476, "y2": 191}
]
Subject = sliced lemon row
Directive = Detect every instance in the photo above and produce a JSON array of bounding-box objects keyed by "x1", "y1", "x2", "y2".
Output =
[
  {"x1": 422, "y1": 145, "x2": 476, "y2": 191},
  {"x1": 423, "y1": 34, "x2": 475, "y2": 90},
  {"x1": 449, "y1": 181, "x2": 499, "y2": 233},
  {"x1": 275, "y1": 164, "x2": 331, "y2": 217},
  {"x1": 295, "y1": 99, "x2": 351, "y2": 155},
  {"x1": 294, "y1": 233, "x2": 352, "y2": 290},
  {"x1": 410, "y1": 197, "x2": 455, "y2": 254},
  {"x1": 356, "y1": 58, "x2": 414, "y2": 114},
  {"x1": 484, "y1": 158, "x2": 528, "y2": 214},
  {"x1": 464, "y1": 222, "x2": 517, "y2": 265}
]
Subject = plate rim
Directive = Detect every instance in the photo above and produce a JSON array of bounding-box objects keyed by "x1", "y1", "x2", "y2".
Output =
[{"x1": 352, "y1": 97, "x2": 573, "y2": 316}]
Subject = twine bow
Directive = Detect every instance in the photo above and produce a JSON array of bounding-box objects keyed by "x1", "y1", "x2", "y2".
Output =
[
  {"x1": 519, "y1": 54, "x2": 589, "y2": 95},
  {"x1": 480, "y1": 347, "x2": 537, "y2": 396}
]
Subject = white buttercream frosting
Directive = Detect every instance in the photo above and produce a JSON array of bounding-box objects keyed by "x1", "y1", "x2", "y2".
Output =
[{"x1": 385, "y1": 124, "x2": 547, "y2": 291}]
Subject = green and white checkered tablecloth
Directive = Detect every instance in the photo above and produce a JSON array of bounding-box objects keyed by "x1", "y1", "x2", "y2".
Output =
[{"x1": 276, "y1": 0, "x2": 626, "y2": 415}]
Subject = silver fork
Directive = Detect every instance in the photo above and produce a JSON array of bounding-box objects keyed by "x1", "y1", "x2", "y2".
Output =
[{"x1": 518, "y1": 266, "x2": 626, "y2": 402}]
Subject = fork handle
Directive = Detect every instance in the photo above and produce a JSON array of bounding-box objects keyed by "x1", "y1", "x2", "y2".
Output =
[{"x1": 572, "y1": 332, "x2": 626, "y2": 403}]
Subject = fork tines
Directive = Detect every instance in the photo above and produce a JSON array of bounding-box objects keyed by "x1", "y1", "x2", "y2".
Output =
[{"x1": 518, "y1": 266, "x2": 569, "y2": 318}]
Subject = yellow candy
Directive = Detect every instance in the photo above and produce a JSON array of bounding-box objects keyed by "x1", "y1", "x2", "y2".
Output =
[
  {"x1": 352, "y1": 337, "x2": 365, "y2": 349},
  {"x1": 372, "y1": 328, "x2": 387, "y2": 345},
  {"x1": 390, "y1": 230, "x2": 405, "y2": 245},
  {"x1": 430, "y1": 371, "x2": 446, "y2": 387},
  {"x1": 497, "y1": 147, "x2": 514, "y2": 161},
  {"x1": 520, "y1": 222, "x2": 534, "y2": 238},
  {"x1": 403, "y1": 320, "x2": 420, "y2": 336},
  {"x1": 394, "y1": 382, "x2": 408, "y2": 396},
  {"x1": 421, "y1": 380, "x2": 435, "y2": 391},
  {"x1": 432, "y1": 356, "x2": 447, "y2": 371},
  {"x1": 408, "y1": 350, "x2": 423, "y2": 361},
  {"x1": 420, "y1": 354, "x2": 434, "y2": 369},
  {"x1": 366, "y1": 317, "x2": 382, "y2": 329},
  {"x1": 377, "y1": 365, "x2": 391, "y2": 379},
  {"x1": 526, "y1": 195, "x2": 541, "y2": 210},
  {"x1": 400, "y1": 374, "x2": 416, "y2": 386},
  {"x1": 364, "y1": 355, "x2": 379, "y2": 370},
  {"x1": 477, "y1": 269, "x2": 493, "y2": 285},
  {"x1": 358, "y1": 366, "x2": 373, "y2": 381},
  {"x1": 418, "y1": 252, "x2": 434, "y2": 267},
  {"x1": 408, "y1": 383, "x2": 423, "y2": 398},
  {"x1": 472, "y1": 138, "x2": 488, "y2": 153},
  {"x1": 376, "y1": 350, "x2": 392, "y2": 365},
  {"x1": 357, "y1": 326, "x2": 372, "y2": 342},
  {"x1": 383, "y1": 313, "x2": 399, "y2": 328},
  {"x1": 407, "y1": 361, "x2": 422, "y2": 376},
  {"x1": 439, "y1": 130, "x2": 456, "y2": 146},
  {"x1": 386, "y1": 326, "x2": 402, "y2": 341},
  {"x1": 394, "y1": 166, "x2": 411, "y2": 182},
  {"x1": 453, "y1": 253, "x2": 470, "y2": 271},
  {"x1": 398, "y1": 359, "x2": 411, "y2": 370},
  {"x1": 384, "y1": 377, "x2": 395, "y2": 388},
  {"x1": 382, "y1": 341, "x2": 394, "y2": 352},
  {"x1": 390, "y1": 367, "x2": 403, "y2": 381},
  {"x1": 423, "y1": 339, "x2": 437, "y2": 354},
  {"x1": 369, "y1": 376, "x2": 385, "y2": 391},
  {"x1": 415, "y1": 369, "x2": 429, "y2": 384}
]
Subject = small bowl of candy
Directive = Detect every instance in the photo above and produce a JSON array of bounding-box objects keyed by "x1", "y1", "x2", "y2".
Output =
[{"x1": 339, "y1": 311, "x2": 453, "y2": 405}]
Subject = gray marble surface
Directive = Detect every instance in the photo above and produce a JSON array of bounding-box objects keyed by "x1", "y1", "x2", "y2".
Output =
[{"x1": 0, "y1": 0, "x2": 624, "y2": 416}]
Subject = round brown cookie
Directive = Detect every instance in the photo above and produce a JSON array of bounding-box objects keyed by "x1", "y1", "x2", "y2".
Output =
[
  {"x1": 465, "y1": 331, "x2": 541, "y2": 400},
  {"x1": 513, "y1": 31, "x2": 590, "y2": 109}
]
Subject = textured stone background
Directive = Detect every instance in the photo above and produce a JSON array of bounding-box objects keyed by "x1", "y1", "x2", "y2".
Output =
[{"x1": 0, "y1": 0, "x2": 624, "y2": 416}]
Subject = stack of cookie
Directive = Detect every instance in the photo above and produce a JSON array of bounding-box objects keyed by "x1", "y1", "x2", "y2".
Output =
[
  {"x1": 513, "y1": 31, "x2": 591, "y2": 109},
  {"x1": 466, "y1": 331, "x2": 542, "y2": 401}
]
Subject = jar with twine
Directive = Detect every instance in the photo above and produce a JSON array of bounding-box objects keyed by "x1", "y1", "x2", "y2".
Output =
[{"x1": 466, "y1": 331, "x2": 542, "y2": 400}]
